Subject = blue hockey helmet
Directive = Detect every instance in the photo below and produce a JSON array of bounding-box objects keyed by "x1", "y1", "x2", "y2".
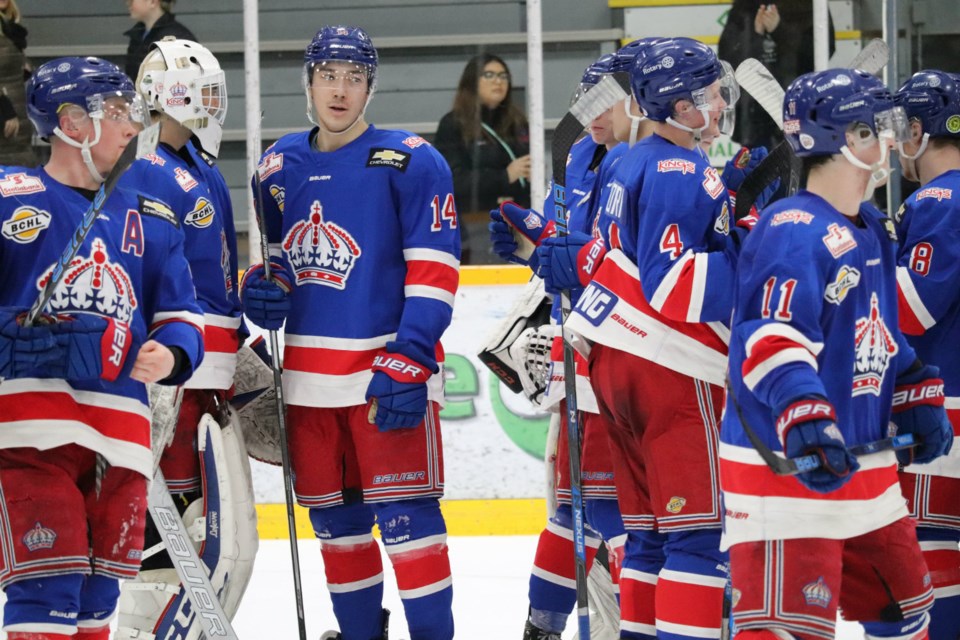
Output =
[
  {"x1": 895, "y1": 69, "x2": 960, "y2": 138},
  {"x1": 27, "y1": 56, "x2": 142, "y2": 140},
  {"x1": 303, "y1": 25, "x2": 378, "y2": 90},
  {"x1": 783, "y1": 68, "x2": 907, "y2": 157},
  {"x1": 630, "y1": 37, "x2": 724, "y2": 123},
  {"x1": 570, "y1": 53, "x2": 618, "y2": 105},
  {"x1": 612, "y1": 37, "x2": 664, "y2": 75}
]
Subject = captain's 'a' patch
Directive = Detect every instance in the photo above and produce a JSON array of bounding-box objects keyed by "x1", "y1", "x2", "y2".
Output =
[
  {"x1": 138, "y1": 195, "x2": 179, "y2": 228},
  {"x1": 367, "y1": 148, "x2": 411, "y2": 172}
]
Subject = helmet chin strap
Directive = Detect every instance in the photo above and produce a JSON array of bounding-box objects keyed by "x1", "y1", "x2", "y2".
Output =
[
  {"x1": 622, "y1": 96, "x2": 644, "y2": 146},
  {"x1": 53, "y1": 118, "x2": 105, "y2": 184},
  {"x1": 666, "y1": 105, "x2": 711, "y2": 142},
  {"x1": 840, "y1": 134, "x2": 892, "y2": 202},
  {"x1": 897, "y1": 133, "x2": 929, "y2": 182}
]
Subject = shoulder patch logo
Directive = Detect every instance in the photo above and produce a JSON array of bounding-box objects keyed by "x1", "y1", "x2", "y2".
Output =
[
  {"x1": 702, "y1": 166, "x2": 725, "y2": 199},
  {"x1": 916, "y1": 186, "x2": 952, "y2": 202},
  {"x1": 258, "y1": 152, "x2": 283, "y2": 180},
  {"x1": 367, "y1": 148, "x2": 411, "y2": 171},
  {"x1": 822, "y1": 223, "x2": 857, "y2": 259},
  {"x1": 402, "y1": 135, "x2": 428, "y2": 149},
  {"x1": 824, "y1": 265, "x2": 860, "y2": 305},
  {"x1": 269, "y1": 184, "x2": 285, "y2": 212},
  {"x1": 138, "y1": 196, "x2": 179, "y2": 228},
  {"x1": 714, "y1": 201, "x2": 730, "y2": 236},
  {"x1": 770, "y1": 209, "x2": 814, "y2": 226},
  {"x1": 2, "y1": 206, "x2": 51, "y2": 243},
  {"x1": 0, "y1": 172, "x2": 45, "y2": 197},
  {"x1": 173, "y1": 167, "x2": 198, "y2": 192},
  {"x1": 185, "y1": 197, "x2": 216, "y2": 228},
  {"x1": 144, "y1": 153, "x2": 166, "y2": 167},
  {"x1": 657, "y1": 159, "x2": 696, "y2": 175}
]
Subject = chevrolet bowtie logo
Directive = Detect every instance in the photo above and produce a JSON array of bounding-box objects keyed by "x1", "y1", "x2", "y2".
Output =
[{"x1": 372, "y1": 149, "x2": 406, "y2": 163}]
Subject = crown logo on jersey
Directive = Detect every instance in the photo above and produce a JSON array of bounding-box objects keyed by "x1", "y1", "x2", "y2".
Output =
[
  {"x1": 852, "y1": 292, "x2": 898, "y2": 397},
  {"x1": 23, "y1": 522, "x2": 57, "y2": 552},
  {"x1": 802, "y1": 577, "x2": 832, "y2": 608},
  {"x1": 37, "y1": 239, "x2": 138, "y2": 323},
  {"x1": 282, "y1": 200, "x2": 361, "y2": 289},
  {"x1": 167, "y1": 82, "x2": 188, "y2": 107}
]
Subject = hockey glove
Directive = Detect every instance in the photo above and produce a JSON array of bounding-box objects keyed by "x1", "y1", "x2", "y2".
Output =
[
  {"x1": 724, "y1": 146, "x2": 780, "y2": 218},
  {"x1": 241, "y1": 262, "x2": 292, "y2": 331},
  {"x1": 0, "y1": 308, "x2": 61, "y2": 379},
  {"x1": 777, "y1": 397, "x2": 859, "y2": 493},
  {"x1": 535, "y1": 232, "x2": 606, "y2": 295},
  {"x1": 365, "y1": 341, "x2": 436, "y2": 432},
  {"x1": 490, "y1": 202, "x2": 556, "y2": 268},
  {"x1": 48, "y1": 313, "x2": 136, "y2": 382},
  {"x1": 890, "y1": 364, "x2": 954, "y2": 465}
]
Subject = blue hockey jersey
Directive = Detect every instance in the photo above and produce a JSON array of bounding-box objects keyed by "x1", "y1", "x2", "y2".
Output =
[
  {"x1": 566, "y1": 134, "x2": 736, "y2": 386},
  {"x1": 721, "y1": 191, "x2": 916, "y2": 547},
  {"x1": 894, "y1": 170, "x2": 960, "y2": 478},
  {"x1": 0, "y1": 167, "x2": 204, "y2": 479},
  {"x1": 254, "y1": 126, "x2": 460, "y2": 407},
  {"x1": 123, "y1": 141, "x2": 243, "y2": 390}
]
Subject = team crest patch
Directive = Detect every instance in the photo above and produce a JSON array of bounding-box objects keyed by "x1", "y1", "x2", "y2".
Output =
[
  {"x1": 258, "y1": 152, "x2": 283, "y2": 180},
  {"x1": 269, "y1": 184, "x2": 285, "y2": 212},
  {"x1": 702, "y1": 166, "x2": 725, "y2": 199},
  {"x1": 822, "y1": 223, "x2": 857, "y2": 258},
  {"x1": 2, "y1": 206, "x2": 51, "y2": 243},
  {"x1": 824, "y1": 265, "x2": 860, "y2": 305},
  {"x1": 23, "y1": 522, "x2": 56, "y2": 552},
  {"x1": 37, "y1": 239, "x2": 138, "y2": 322},
  {"x1": 185, "y1": 197, "x2": 216, "y2": 228},
  {"x1": 714, "y1": 201, "x2": 730, "y2": 235},
  {"x1": 916, "y1": 187, "x2": 952, "y2": 201},
  {"x1": 523, "y1": 212, "x2": 543, "y2": 230},
  {"x1": 0, "y1": 172, "x2": 45, "y2": 197},
  {"x1": 852, "y1": 292, "x2": 898, "y2": 397},
  {"x1": 802, "y1": 577, "x2": 832, "y2": 608},
  {"x1": 402, "y1": 135, "x2": 428, "y2": 149},
  {"x1": 770, "y1": 209, "x2": 814, "y2": 226},
  {"x1": 144, "y1": 153, "x2": 166, "y2": 166},
  {"x1": 783, "y1": 119, "x2": 801, "y2": 134},
  {"x1": 367, "y1": 148, "x2": 411, "y2": 171},
  {"x1": 138, "y1": 196, "x2": 179, "y2": 227},
  {"x1": 657, "y1": 159, "x2": 696, "y2": 174},
  {"x1": 173, "y1": 166, "x2": 198, "y2": 192},
  {"x1": 895, "y1": 202, "x2": 907, "y2": 224},
  {"x1": 283, "y1": 200, "x2": 361, "y2": 289},
  {"x1": 882, "y1": 217, "x2": 898, "y2": 242},
  {"x1": 947, "y1": 115, "x2": 960, "y2": 134},
  {"x1": 666, "y1": 496, "x2": 687, "y2": 514},
  {"x1": 166, "y1": 82, "x2": 188, "y2": 107}
]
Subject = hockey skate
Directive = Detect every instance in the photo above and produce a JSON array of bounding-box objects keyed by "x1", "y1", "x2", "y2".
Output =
[
  {"x1": 320, "y1": 608, "x2": 390, "y2": 639},
  {"x1": 523, "y1": 619, "x2": 562, "y2": 640}
]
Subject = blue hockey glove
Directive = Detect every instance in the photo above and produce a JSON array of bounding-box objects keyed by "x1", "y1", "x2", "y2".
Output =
[
  {"x1": 365, "y1": 341, "x2": 436, "y2": 432},
  {"x1": 891, "y1": 364, "x2": 954, "y2": 465},
  {"x1": 777, "y1": 397, "x2": 859, "y2": 493},
  {"x1": 724, "y1": 146, "x2": 780, "y2": 213},
  {"x1": 535, "y1": 232, "x2": 606, "y2": 295},
  {"x1": 241, "y1": 262, "x2": 292, "y2": 331},
  {"x1": 0, "y1": 308, "x2": 61, "y2": 379},
  {"x1": 490, "y1": 202, "x2": 555, "y2": 269},
  {"x1": 48, "y1": 313, "x2": 136, "y2": 382}
]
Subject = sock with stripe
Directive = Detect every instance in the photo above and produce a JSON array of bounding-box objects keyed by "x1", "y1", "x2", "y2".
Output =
[
  {"x1": 917, "y1": 527, "x2": 960, "y2": 640},
  {"x1": 655, "y1": 529, "x2": 727, "y2": 640},
  {"x1": 311, "y1": 502, "x2": 385, "y2": 640},
  {"x1": 620, "y1": 529, "x2": 665, "y2": 640},
  {"x1": 377, "y1": 498, "x2": 454, "y2": 640}
]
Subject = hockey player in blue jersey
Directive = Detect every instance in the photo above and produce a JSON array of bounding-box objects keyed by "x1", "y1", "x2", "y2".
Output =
[
  {"x1": 0, "y1": 57, "x2": 204, "y2": 640},
  {"x1": 892, "y1": 69, "x2": 960, "y2": 640},
  {"x1": 240, "y1": 26, "x2": 460, "y2": 640},
  {"x1": 721, "y1": 67, "x2": 953, "y2": 640},
  {"x1": 116, "y1": 38, "x2": 256, "y2": 638}
]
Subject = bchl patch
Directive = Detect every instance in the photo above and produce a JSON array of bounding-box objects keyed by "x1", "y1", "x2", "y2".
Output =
[
  {"x1": 666, "y1": 496, "x2": 687, "y2": 514},
  {"x1": 138, "y1": 195, "x2": 179, "y2": 227},
  {"x1": 824, "y1": 265, "x2": 860, "y2": 305},
  {"x1": 185, "y1": 197, "x2": 216, "y2": 228},
  {"x1": 2, "y1": 206, "x2": 51, "y2": 243},
  {"x1": 269, "y1": 184, "x2": 285, "y2": 212},
  {"x1": 367, "y1": 148, "x2": 411, "y2": 171},
  {"x1": 574, "y1": 283, "x2": 618, "y2": 327},
  {"x1": 0, "y1": 172, "x2": 45, "y2": 197}
]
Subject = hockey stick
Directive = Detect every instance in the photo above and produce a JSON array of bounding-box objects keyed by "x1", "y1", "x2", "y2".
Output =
[
  {"x1": 252, "y1": 132, "x2": 308, "y2": 640},
  {"x1": 24, "y1": 122, "x2": 160, "y2": 327},
  {"x1": 844, "y1": 38, "x2": 890, "y2": 76},
  {"x1": 726, "y1": 377, "x2": 915, "y2": 475},
  {"x1": 553, "y1": 74, "x2": 628, "y2": 640},
  {"x1": 148, "y1": 468, "x2": 239, "y2": 639}
]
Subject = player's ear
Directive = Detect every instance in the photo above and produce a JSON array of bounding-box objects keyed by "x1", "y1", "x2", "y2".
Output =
[
  {"x1": 909, "y1": 119, "x2": 923, "y2": 145},
  {"x1": 672, "y1": 98, "x2": 696, "y2": 123}
]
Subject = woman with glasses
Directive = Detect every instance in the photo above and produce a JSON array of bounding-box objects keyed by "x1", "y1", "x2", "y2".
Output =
[{"x1": 434, "y1": 53, "x2": 530, "y2": 263}]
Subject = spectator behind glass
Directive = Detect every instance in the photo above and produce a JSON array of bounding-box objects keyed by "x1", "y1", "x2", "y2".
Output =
[
  {"x1": 718, "y1": 0, "x2": 834, "y2": 149},
  {"x1": 124, "y1": 0, "x2": 195, "y2": 80},
  {"x1": 434, "y1": 53, "x2": 530, "y2": 263},
  {"x1": 0, "y1": 0, "x2": 36, "y2": 167}
]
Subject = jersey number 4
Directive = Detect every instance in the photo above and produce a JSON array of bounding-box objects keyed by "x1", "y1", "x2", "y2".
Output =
[
  {"x1": 431, "y1": 193, "x2": 458, "y2": 231},
  {"x1": 761, "y1": 276, "x2": 797, "y2": 321}
]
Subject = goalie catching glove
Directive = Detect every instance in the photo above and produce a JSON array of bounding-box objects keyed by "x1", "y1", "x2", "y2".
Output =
[{"x1": 365, "y1": 341, "x2": 437, "y2": 431}]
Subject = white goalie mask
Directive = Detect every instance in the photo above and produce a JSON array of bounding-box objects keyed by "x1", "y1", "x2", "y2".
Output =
[{"x1": 137, "y1": 37, "x2": 227, "y2": 157}]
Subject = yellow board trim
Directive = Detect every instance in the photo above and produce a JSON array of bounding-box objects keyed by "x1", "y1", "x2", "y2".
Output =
[
  {"x1": 256, "y1": 498, "x2": 547, "y2": 538},
  {"x1": 459, "y1": 264, "x2": 531, "y2": 287}
]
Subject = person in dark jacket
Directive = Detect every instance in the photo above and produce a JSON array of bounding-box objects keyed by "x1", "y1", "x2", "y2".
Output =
[
  {"x1": 124, "y1": 0, "x2": 195, "y2": 80},
  {"x1": 434, "y1": 53, "x2": 530, "y2": 263},
  {"x1": 0, "y1": 0, "x2": 36, "y2": 167},
  {"x1": 718, "y1": 0, "x2": 835, "y2": 149}
]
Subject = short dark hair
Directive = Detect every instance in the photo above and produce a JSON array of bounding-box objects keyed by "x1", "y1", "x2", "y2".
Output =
[
  {"x1": 801, "y1": 154, "x2": 832, "y2": 183},
  {"x1": 928, "y1": 136, "x2": 960, "y2": 154}
]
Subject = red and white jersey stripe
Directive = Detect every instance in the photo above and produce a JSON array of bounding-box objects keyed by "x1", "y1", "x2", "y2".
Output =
[
  {"x1": 403, "y1": 248, "x2": 459, "y2": 308},
  {"x1": 741, "y1": 322, "x2": 824, "y2": 392},
  {"x1": 185, "y1": 312, "x2": 240, "y2": 390}
]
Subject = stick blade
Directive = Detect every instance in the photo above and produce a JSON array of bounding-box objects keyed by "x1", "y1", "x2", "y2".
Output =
[
  {"x1": 844, "y1": 38, "x2": 889, "y2": 76},
  {"x1": 735, "y1": 58, "x2": 785, "y2": 129},
  {"x1": 569, "y1": 75, "x2": 628, "y2": 126}
]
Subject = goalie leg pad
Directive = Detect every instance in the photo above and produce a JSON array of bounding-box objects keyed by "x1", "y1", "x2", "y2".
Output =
[{"x1": 118, "y1": 410, "x2": 259, "y2": 639}]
